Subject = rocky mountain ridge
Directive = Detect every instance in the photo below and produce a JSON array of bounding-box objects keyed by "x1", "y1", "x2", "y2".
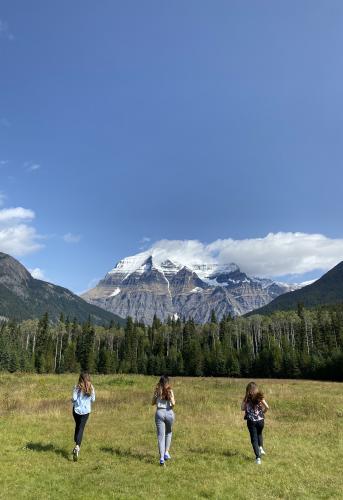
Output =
[
  {"x1": 0, "y1": 252, "x2": 124, "y2": 324},
  {"x1": 249, "y1": 260, "x2": 343, "y2": 315},
  {"x1": 82, "y1": 252, "x2": 299, "y2": 324}
]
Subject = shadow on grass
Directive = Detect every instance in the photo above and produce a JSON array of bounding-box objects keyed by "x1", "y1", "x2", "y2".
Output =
[
  {"x1": 100, "y1": 446, "x2": 155, "y2": 464},
  {"x1": 222, "y1": 450, "x2": 251, "y2": 461},
  {"x1": 189, "y1": 446, "x2": 251, "y2": 462},
  {"x1": 25, "y1": 442, "x2": 70, "y2": 461}
]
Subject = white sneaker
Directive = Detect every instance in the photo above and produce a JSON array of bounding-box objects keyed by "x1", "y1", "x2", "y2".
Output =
[
  {"x1": 73, "y1": 445, "x2": 80, "y2": 461},
  {"x1": 260, "y1": 447, "x2": 266, "y2": 455},
  {"x1": 256, "y1": 458, "x2": 261, "y2": 465}
]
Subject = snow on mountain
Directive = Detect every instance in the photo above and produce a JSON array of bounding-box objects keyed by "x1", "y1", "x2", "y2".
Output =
[
  {"x1": 108, "y1": 252, "x2": 183, "y2": 278},
  {"x1": 108, "y1": 253, "x2": 241, "y2": 285},
  {"x1": 82, "y1": 250, "x2": 303, "y2": 324}
]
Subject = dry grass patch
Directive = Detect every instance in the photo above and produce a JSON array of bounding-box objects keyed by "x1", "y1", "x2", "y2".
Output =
[{"x1": 0, "y1": 374, "x2": 342, "y2": 499}]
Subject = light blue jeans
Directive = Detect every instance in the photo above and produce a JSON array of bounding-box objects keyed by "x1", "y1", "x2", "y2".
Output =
[{"x1": 155, "y1": 408, "x2": 175, "y2": 459}]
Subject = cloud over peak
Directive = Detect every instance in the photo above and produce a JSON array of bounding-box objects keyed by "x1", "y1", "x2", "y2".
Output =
[
  {"x1": 29, "y1": 267, "x2": 45, "y2": 280},
  {"x1": 144, "y1": 232, "x2": 343, "y2": 278}
]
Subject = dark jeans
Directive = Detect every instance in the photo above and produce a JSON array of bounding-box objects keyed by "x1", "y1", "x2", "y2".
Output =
[
  {"x1": 73, "y1": 409, "x2": 89, "y2": 446},
  {"x1": 247, "y1": 419, "x2": 264, "y2": 458}
]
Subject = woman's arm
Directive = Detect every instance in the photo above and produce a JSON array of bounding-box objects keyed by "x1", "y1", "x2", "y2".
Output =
[
  {"x1": 241, "y1": 399, "x2": 247, "y2": 411},
  {"x1": 261, "y1": 399, "x2": 269, "y2": 413},
  {"x1": 151, "y1": 392, "x2": 157, "y2": 406},
  {"x1": 72, "y1": 386, "x2": 78, "y2": 402},
  {"x1": 170, "y1": 390, "x2": 175, "y2": 407},
  {"x1": 91, "y1": 386, "x2": 95, "y2": 402}
]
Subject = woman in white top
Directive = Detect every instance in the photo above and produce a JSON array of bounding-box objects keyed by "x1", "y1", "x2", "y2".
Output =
[{"x1": 152, "y1": 375, "x2": 175, "y2": 466}]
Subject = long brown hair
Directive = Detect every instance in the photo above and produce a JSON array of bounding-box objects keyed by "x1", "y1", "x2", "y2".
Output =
[
  {"x1": 154, "y1": 375, "x2": 172, "y2": 401},
  {"x1": 244, "y1": 381, "x2": 264, "y2": 407},
  {"x1": 77, "y1": 372, "x2": 93, "y2": 396}
]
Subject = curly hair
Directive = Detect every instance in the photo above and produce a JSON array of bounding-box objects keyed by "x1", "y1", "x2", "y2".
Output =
[{"x1": 244, "y1": 381, "x2": 264, "y2": 407}]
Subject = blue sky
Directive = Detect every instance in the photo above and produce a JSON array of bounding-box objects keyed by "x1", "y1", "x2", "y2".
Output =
[{"x1": 1, "y1": 1, "x2": 343, "y2": 292}]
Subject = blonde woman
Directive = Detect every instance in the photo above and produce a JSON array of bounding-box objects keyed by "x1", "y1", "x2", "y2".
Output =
[
  {"x1": 241, "y1": 381, "x2": 269, "y2": 464},
  {"x1": 152, "y1": 375, "x2": 175, "y2": 466},
  {"x1": 71, "y1": 372, "x2": 95, "y2": 461}
]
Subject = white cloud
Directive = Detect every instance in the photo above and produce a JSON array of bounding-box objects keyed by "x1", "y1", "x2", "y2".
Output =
[
  {"x1": 0, "y1": 192, "x2": 6, "y2": 206},
  {"x1": 29, "y1": 267, "x2": 45, "y2": 280},
  {"x1": 63, "y1": 232, "x2": 81, "y2": 244},
  {"x1": 0, "y1": 224, "x2": 43, "y2": 256},
  {"x1": 0, "y1": 160, "x2": 9, "y2": 166},
  {"x1": 139, "y1": 236, "x2": 152, "y2": 250},
  {"x1": 144, "y1": 232, "x2": 343, "y2": 277},
  {"x1": 24, "y1": 161, "x2": 41, "y2": 172},
  {"x1": 0, "y1": 207, "x2": 35, "y2": 223},
  {"x1": 0, "y1": 206, "x2": 43, "y2": 256},
  {"x1": 28, "y1": 163, "x2": 40, "y2": 172}
]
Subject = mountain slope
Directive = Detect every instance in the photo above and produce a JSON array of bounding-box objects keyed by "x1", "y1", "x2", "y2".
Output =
[
  {"x1": 82, "y1": 251, "x2": 298, "y2": 324},
  {"x1": 249, "y1": 261, "x2": 343, "y2": 315},
  {"x1": 0, "y1": 252, "x2": 124, "y2": 324}
]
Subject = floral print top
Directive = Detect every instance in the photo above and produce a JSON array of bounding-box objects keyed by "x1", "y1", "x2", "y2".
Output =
[{"x1": 244, "y1": 401, "x2": 266, "y2": 421}]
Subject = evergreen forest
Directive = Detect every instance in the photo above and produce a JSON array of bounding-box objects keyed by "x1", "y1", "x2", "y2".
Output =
[{"x1": 1, "y1": 304, "x2": 343, "y2": 380}]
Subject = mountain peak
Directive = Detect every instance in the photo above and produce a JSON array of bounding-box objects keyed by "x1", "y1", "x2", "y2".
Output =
[{"x1": 83, "y1": 249, "x2": 297, "y2": 324}]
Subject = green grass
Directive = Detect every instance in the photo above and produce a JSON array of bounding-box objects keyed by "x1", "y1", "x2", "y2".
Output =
[{"x1": 0, "y1": 374, "x2": 342, "y2": 499}]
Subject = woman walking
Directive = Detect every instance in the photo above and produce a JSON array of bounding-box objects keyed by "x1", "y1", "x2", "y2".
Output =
[
  {"x1": 241, "y1": 381, "x2": 269, "y2": 464},
  {"x1": 71, "y1": 372, "x2": 95, "y2": 461},
  {"x1": 152, "y1": 375, "x2": 175, "y2": 466}
]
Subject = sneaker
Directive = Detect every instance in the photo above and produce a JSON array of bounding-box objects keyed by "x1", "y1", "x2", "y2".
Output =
[
  {"x1": 256, "y1": 457, "x2": 261, "y2": 465},
  {"x1": 164, "y1": 452, "x2": 171, "y2": 460},
  {"x1": 159, "y1": 458, "x2": 165, "y2": 466},
  {"x1": 73, "y1": 445, "x2": 80, "y2": 462},
  {"x1": 260, "y1": 447, "x2": 266, "y2": 455}
]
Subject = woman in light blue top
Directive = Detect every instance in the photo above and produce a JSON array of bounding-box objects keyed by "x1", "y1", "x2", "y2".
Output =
[{"x1": 71, "y1": 372, "x2": 95, "y2": 461}]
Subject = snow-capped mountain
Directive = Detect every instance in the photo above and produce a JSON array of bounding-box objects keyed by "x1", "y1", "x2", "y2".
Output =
[{"x1": 81, "y1": 251, "x2": 300, "y2": 324}]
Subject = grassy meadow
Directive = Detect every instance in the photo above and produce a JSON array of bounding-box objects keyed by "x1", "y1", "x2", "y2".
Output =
[{"x1": 0, "y1": 374, "x2": 342, "y2": 499}]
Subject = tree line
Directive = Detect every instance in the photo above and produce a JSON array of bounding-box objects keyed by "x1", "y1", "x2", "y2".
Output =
[{"x1": 1, "y1": 303, "x2": 343, "y2": 380}]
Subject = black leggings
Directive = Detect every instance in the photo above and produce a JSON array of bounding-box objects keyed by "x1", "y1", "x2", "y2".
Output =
[
  {"x1": 73, "y1": 410, "x2": 89, "y2": 446},
  {"x1": 247, "y1": 419, "x2": 264, "y2": 458}
]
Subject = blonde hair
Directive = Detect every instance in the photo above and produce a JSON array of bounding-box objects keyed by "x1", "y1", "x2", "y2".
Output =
[{"x1": 77, "y1": 372, "x2": 93, "y2": 396}]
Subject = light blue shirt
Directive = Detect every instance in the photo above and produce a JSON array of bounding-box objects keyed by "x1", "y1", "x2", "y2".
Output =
[{"x1": 72, "y1": 385, "x2": 95, "y2": 415}]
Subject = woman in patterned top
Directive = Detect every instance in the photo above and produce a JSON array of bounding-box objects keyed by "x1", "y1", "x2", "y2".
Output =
[{"x1": 241, "y1": 381, "x2": 269, "y2": 464}]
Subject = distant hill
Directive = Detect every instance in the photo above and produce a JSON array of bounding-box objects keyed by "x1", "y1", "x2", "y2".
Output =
[
  {"x1": 0, "y1": 252, "x2": 125, "y2": 324},
  {"x1": 248, "y1": 261, "x2": 343, "y2": 315}
]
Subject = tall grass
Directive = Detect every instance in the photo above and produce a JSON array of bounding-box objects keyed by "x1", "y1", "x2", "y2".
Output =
[{"x1": 0, "y1": 374, "x2": 342, "y2": 499}]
